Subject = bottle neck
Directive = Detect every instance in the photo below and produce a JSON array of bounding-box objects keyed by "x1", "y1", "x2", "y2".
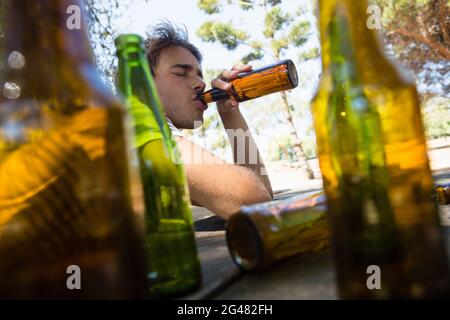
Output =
[
  {"x1": 1, "y1": 0, "x2": 97, "y2": 100},
  {"x1": 327, "y1": 5, "x2": 361, "y2": 88},
  {"x1": 318, "y1": 0, "x2": 383, "y2": 72},
  {"x1": 116, "y1": 44, "x2": 148, "y2": 97},
  {"x1": 116, "y1": 39, "x2": 173, "y2": 143}
]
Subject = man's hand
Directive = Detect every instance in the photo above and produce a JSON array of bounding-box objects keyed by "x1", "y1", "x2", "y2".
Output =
[{"x1": 212, "y1": 64, "x2": 252, "y2": 113}]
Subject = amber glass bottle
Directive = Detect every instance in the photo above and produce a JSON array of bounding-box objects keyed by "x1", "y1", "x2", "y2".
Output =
[
  {"x1": 311, "y1": 0, "x2": 450, "y2": 299},
  {"x1": 226, "y1": 191, "x2": 329, "y2": 271},
  {"x1": 0, "y1": 0, "x2": 148, "y2": 298},
  {"x1": 198, "y1": 59, "x2": 298, "y2": 104}
]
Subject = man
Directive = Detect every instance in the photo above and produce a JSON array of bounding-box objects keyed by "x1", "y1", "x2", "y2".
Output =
[{"x1": 145, "y1": 22, "x2": 273, "y2": 219}]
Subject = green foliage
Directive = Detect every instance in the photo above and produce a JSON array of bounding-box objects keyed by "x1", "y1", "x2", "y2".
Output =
[
  {"x1": 198, "y1": 0, "x2": 222, "y2": 14},
  {"x1": 268, "y1": 0, "x2": 282, "y2": 6},
  {"x1": 289, "y1": 21, "x2": 311, "y2": 47},
  {"x1": 196, "y1": 21, "x2": 248, "y2": 50},
  {"x1": 301, "y1": 136, "x2": 317, "y2": 159},
  {"x1": 270, "y1": 38, "x2": 289, "y2": 54},
  {"x1": 267, "y1": 134, "x2": 316, "y2": 161},
  {"x1": 241, "y1": 41, "x2": 264, "y2": 64},
  {"x1": 268, "y1": 135, "x2": 295, "y2": 162},
  {"x1": 377, "y1": 0, "x2": 428, "y2": 28},
  {"x1": 84, "y1": 0, "x2": 130, "y2": 88},
  {"x1": 372, "y1": 0, "x2": 449, "y2": 97},
  {"x1": 236, "y1": 0, "x2": 254, "y2": 10},
  {"x1": 298, "y1": 47, "x2": 320, "y2": 62},
  {"x1": 263, "y1": 7, "x2": 292, "y2": 38},
  {"x1": 422, "y1": 97, "x2": 450, "y2": 139},
  {"x1": 197, "y1": 0, "x2": 315, "y2": 60}
]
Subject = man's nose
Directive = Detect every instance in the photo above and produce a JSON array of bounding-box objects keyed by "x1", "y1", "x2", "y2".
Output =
[{"x1": 193, "y1": 78, "x2": 206, "y2": 92}]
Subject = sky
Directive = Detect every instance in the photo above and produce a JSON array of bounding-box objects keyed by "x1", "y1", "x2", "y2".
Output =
[{"x1": 116, "y1": 0, "x2": 320, "y2": 74}]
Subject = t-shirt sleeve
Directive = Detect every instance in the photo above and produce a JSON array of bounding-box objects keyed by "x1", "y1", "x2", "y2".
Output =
[{"x1": 166, "y1": 118, "x2": 184, "y2": 138}]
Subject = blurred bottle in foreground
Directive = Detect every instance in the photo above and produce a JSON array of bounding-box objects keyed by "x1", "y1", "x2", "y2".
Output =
[
  {"x1": 311, "y1": 0, "x2": 450, "y2": 299},
  {"x1": 115, "y1": 34, "x2": 201, "y2": 298},
  {"x1": 198, "y1": 59, "x2": 298, "y2": 104},
  {"x1": 0, "y1": 0, "x2": 148, "y2": 298},
  {"x1": 226, "y1": 192, "x2": 329, "y2": 271}
]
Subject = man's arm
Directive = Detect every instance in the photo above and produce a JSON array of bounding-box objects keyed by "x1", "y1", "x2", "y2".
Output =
[
  {"x1": 175, "y1": 136, "x2": 271, "y2": 219},
  {"x1": 218, "y1": 107, "x2": 273, "y2": 198},
  {"x1": 212, "y1": 64, "x2": 273, "y2": 198}
]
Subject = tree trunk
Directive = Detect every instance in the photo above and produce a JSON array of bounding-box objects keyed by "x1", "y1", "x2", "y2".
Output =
[{"x1": 279, "y1": 91, "x2": 315, "y2": 179}]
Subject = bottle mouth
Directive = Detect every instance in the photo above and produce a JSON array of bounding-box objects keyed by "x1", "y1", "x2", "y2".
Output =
[
  {"x1": 226, "y1": 213, "x2": 264, "y2": 271},
  {"x1": 287, "y1": 60, "x2": 299, "y2": 88},
  {"x1": 115, "y1": 34, "x2": 145, "y2": 52}
]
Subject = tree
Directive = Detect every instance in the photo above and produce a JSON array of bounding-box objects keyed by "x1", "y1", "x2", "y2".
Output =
[
  {"x1": 422, "y1": 96, "x2": 450, "y2": 139},
  {"x1": 196, "y1": 0, "x2": 318, "y2": 179},
  {"x1": 84, "y1": 0, "x2": 131, "y2": 88},
  {"x1": 374, "y1": 0, "x2": 450, "y2": 98}
]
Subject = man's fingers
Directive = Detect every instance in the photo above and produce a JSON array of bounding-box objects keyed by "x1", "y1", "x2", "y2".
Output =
[
  {"x1": 231, "y1": 64, "x2": 252, "y2": 72},
  {"x1": 218, "y1": 69, "x2": 240, "y2": 81},
  {"x1": 211, "y1": 78, "x2": 232, "y2": 91},
  {"x1": 217, "y1": 64, "x2": 253, "y2": 81}
]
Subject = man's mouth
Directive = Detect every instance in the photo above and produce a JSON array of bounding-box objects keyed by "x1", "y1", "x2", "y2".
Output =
[{"x1": 194, "y1": 99, "x2": 208, "y2": 112}]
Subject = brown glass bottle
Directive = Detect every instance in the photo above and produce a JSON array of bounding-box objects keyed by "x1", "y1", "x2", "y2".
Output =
[
  {"x1": 226, "y1": 191, "x2": 329, "y2": 271},
  {"x1": 227, "y1": 183, "x2": 448, "y2": 272},
  {"x1": 198, "y1": 59, "x2": 298, "y2": 104},
  {"x1": 0, "y1": 0, "x2": 148, "y2": 299}
]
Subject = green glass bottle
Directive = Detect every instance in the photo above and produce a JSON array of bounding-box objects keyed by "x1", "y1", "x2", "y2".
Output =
[
  {"x1": 115, "y1": 34, "x2": 201, "y2": 298},
  {"x1": 311, "y1": 0, "x2": 450, "y2": 299}
]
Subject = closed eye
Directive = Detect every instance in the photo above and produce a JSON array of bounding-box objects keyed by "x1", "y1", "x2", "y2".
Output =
[{"x1": 170, "y1": 64, "x2": 203, "y2": 78}]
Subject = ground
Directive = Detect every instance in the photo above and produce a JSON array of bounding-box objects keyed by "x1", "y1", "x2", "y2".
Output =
[{"x1": 265, "y1": 137, "x2": 450, "y2": 191}]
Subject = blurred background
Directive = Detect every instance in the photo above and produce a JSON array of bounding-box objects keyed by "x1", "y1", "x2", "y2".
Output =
[{"x1": 2, "y1": 0, "x2": 447, "y2": 191}]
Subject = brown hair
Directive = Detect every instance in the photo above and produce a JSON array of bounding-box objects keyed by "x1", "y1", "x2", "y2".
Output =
[{"x1": 144, "y1": 21, "x2": 202, "y2": 75}]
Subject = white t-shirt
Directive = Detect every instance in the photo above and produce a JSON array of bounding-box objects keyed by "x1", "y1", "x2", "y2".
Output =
[{"x1": 166, "y1": 118, "x2": 184, "y2": 137}]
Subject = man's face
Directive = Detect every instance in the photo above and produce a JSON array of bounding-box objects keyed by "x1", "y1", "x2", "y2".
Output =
[{"x1": 153, "y1": 46, "x2": 207, "y2": 129}]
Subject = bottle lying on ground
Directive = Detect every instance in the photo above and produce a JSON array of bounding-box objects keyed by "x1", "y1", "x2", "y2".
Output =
[
  {"x1": 226, "y1": 183, "x2": 447, "y2": 272},
  {"x1": 226, "y1": 192, "x2": 329, "y2": 271},
  {"x1": 198, "y1": 60, "x2": 298, "y2": 104}
]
